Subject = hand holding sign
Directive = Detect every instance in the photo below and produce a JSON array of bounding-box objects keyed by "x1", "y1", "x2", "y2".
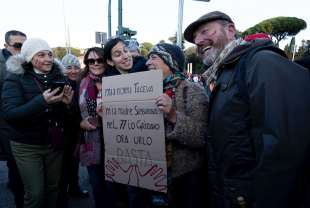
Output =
[
  {"x1": 156, "y1": 94, "x2": 172, "y2": 114},
  {"x1": 156, "y1": 94, "x2": 176, "y2": 124}
]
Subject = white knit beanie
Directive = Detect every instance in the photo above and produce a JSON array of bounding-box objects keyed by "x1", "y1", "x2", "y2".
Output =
[
  {"x1": 61, "y1": 53, "x2": 81, "y2": 69},
  {"x1": 21, "y1": 38, "x2": 52, "y2": 62}
]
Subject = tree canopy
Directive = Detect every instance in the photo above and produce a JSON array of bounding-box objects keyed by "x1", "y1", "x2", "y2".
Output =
[
  {"x1": 168, "y1": 33, "x2": 185, "y2": 49},
  {"x1": 52, "y1": 47, "x2": 82, "y2": 59},
  {"x1": 140, "y1": 42, "x2": 153, "y2": 57},
  {"x1": 296, "y1": 39, "x2": 310, "y2": 57},
  {"x1": 184, "y1": 46, "x2": 204, "y2": 74},
  {"x1": 243, "y1": 16, "x2": 307, "y2": 45}
]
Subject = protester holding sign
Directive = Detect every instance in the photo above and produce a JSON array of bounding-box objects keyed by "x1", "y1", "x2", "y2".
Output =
[
  {"x1": 103, "y1": 37, "x2": 148, "y2": 208},
  {"x1": 145, "y1": 43, "x2": 209, "y2": 208}
]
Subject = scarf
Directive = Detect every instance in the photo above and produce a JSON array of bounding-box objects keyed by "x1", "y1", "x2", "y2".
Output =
[
  {"x1": 154, "y1": 71, "x2": 187, "y2": 206},
  {"x1": 79, "y1": 72, "x2": 103, "y2": 116},
  {"x1": 202, "y1": 38, "x2": 242, "y2": 87},
  {"x1": 78, "y1": 72, "x2": 103, "y2": 166},
  {"x1": 163, "y1": 71, "x2": 187, "y2": 98},
  {"x1": 163, "y1": 71, "x2": 186, "y2": 175}
]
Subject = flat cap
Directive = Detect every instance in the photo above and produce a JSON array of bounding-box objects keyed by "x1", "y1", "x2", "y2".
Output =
[{"x1": 184, "y1": 11, "x2": 233, "y2": 43}]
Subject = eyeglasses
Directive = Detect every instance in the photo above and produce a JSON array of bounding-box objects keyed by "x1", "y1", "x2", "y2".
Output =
[
  {"x1": 8, "y1": 42, "x2": 23, "y2": 49},
  {"x1": 87, "y1": 58, "x2": 104, "y2": 65}
]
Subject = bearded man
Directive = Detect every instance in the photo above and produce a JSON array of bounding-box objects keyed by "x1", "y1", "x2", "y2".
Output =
[{"x1": 184, "y1": 11, "x2": 310, "y2": 208}]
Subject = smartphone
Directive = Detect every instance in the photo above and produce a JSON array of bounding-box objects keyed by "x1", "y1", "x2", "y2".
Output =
[{"x1": 50, "y1": 80, "x2": 67, "y2": 95}]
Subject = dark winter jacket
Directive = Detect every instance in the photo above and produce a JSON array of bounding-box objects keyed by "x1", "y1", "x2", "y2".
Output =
[
  {"x1": 0, "y1": 49, "x2": 9, "y2": 96},
  {"x1": 206, "y1": 39, "x2": 310, "y2": 208},
  {"x1": 1, "y1": 55, "x2": 69, "y2": 145},
  {"x1": 132, "y1": 56, "x2": 147, "y2": 72},
  {"x1": 0, "y1": 49, "x2": 12, "y2": 119},
  {"x1": 295, "y1": 55, "x2": 310, "y2": 70},
  {"x1": 0, "y1": 49, "x2": 14, "y2": 160},
  {"x1": 104, "y1": 56, "x2": 147, "y2": 77},
  {"x1": 63, "y1": 80, "x2": 82, "y2": 147}
]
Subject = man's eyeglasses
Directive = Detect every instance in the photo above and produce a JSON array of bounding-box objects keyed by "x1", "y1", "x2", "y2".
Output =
[
  {"x1": 87, "y1": 58, "x2": 104, "y2": 65},
  {"x1": 8, "y1": 42, "x2": 23, "y2": 49}
]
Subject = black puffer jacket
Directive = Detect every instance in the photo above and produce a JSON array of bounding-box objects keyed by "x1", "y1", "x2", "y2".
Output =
[
  {"x1": 2, "y1": 55, "x2": 68, "y2": 145},
  {"x1": 206, "y1": 40, "x2": 310, "y2": 208},
  {"x1": 0, "y1": 49, "x2": 14, "y2": 159}
]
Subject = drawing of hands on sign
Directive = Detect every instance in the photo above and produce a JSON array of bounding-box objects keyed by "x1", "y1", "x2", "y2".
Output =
[
  {"x1": 105, "y1": 158, "x2": 135, "y2": 184},
  {"x1": 134, "y1": 164, "x2": 167, "y2": 192}
]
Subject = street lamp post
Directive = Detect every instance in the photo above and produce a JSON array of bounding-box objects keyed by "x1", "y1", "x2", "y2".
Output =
[
  {"x1": 107, "y1": 0, "x2": 124, "y2": 38},
  {"x1": 118, "y1": 0, "x2": 123, "y2": 36},
  {"x1": 177, "y1": 0, "x2": 210, "y2": 48},
  {"x1": 107, "y1": 0, "x2": 138, "y2": 40},
  {"x1": 108, "y1": 0, "x2": 112, "y2": 39},
  {"x1": 177, "y1": 0, "x2": 184, "y2": 48}
]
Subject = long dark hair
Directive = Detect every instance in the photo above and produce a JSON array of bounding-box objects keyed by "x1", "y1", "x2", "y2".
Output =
[
  {"x1": 81, "y1": 47, "x2": 105, "y2": 79},
  {"x1": 103, "y1": 37, "x2": 126, "y2": 66}
]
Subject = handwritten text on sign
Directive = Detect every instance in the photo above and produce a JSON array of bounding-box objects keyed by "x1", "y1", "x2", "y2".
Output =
[{"x1": 102, "y1": 70, "x2": 167, "y2": 192}]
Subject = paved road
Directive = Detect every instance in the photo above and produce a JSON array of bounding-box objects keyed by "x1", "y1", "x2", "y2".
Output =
[{"x1": 0, "y1": 161, "x2": 94, "y2": 208}]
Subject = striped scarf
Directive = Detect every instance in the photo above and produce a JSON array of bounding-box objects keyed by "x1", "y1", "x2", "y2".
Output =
[
  {"x1": 163, "y1": 71, "x2": 187, "y2": 97},
  {"x1": 163, "y1": 71, "x2": 187, "y2": 166},
  {"x1": 202, "y1": 38, "x2": 242, "y2": 86}
]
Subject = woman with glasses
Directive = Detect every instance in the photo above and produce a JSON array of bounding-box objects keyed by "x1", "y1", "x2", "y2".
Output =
[{"x1": 78, "y1": 47, "x2": 110, "y2": 208}]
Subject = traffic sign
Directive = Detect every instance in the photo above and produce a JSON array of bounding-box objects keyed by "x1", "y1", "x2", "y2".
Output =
[{"x1": 95, "y1": 32, "x2": 107, "y2": 45}]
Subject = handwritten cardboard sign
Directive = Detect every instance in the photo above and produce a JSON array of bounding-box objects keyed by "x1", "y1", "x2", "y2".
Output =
[{"x1": 102, "y1": 70, "x2": 167, "y2": 192}]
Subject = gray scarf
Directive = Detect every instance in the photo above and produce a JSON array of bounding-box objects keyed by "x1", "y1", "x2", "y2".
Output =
[{"x1": 202, "y1": 38, "x2": 242, "y2": 86}]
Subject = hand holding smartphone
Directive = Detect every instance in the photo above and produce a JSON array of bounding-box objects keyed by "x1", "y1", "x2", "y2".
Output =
[
  {"x1": 50, "y1": 80, "x2": 67, "y2": 95},
  {"x1": 87, "y1": 116, "x2": 99, "y2": 128}
]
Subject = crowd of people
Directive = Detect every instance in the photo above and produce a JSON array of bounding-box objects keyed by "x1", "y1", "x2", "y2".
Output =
[{"x1": 0, "y1": 10, "x2": 310, "y2": 208}]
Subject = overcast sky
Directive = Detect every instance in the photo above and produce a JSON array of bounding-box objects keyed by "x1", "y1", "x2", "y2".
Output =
[{"x1": 0, "y1": 0, "x2": 309, "y2": 49}]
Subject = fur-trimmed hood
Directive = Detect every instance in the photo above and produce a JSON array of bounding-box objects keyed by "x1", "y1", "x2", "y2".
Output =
[{"x1": 6, "y1": 54, "x2": 65, "y2": 75}]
